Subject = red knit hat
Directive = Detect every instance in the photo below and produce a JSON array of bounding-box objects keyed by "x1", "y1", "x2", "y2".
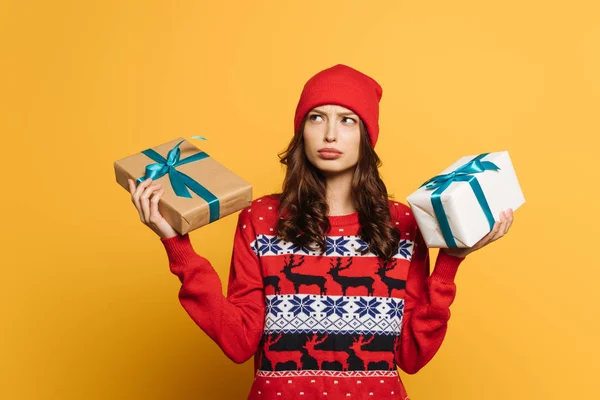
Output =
[{"x1": 293, "y1": 64, "x2": 383, "y2": 147}]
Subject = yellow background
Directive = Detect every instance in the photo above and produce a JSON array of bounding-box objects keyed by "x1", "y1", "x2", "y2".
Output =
[{"x1": 2, "y1": 1, "x2": 598, "y2": 399}]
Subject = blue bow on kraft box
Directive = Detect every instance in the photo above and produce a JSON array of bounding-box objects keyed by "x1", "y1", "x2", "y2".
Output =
[
  {"x1": 114, "y1": 137, "x2": 252, "y2": 235},
  {"x1": 406, "y1": 151, "x2": 525, "y2": 248}
]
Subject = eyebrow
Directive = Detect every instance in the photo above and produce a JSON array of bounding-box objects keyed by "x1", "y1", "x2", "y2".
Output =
[{"x1": 310, "y1": 108, "x2": 358, "y2": 117}]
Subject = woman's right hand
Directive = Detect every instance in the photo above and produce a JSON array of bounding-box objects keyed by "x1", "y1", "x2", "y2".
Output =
[{"x1": 128, "y1": 177, "x2": 178, "y2": 240}]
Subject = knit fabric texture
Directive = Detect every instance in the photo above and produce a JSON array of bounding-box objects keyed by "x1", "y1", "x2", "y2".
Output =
[
  {"x1": 293, "y1": 64, "x2": 383, "y2": 148},
  {"x1": 161, "y1": 194, "x2": 465, "y2": 400}
]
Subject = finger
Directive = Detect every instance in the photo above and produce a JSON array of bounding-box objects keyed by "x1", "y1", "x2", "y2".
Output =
[
  {"x1": 132, "y1": 178, "x2": 152, "y2": 216},
  {"x1": 504, "y1": 208, "x2": 514, "y2": 234},
  {"x1": 473, "y1": 221, "x2": 498, "y2": 249},
  {"x1": 129, "y1": 178, "x2": 145, "y2": 217},
  {"x1": 140, "y1": 183, "x2": 161, "y2": 218},
  {"x1": 133, "y1": 177, "x2": 153, "y2": 201},
  {"x1": 140, "y1": 183, "x2": 161, "y2": 223},
  {"x1": 476, "y1": 220, "x2": 500, "y2": 248},
  {"x1": 128, "y1": 178, "x2": 139, "y2": 200},
  {"x1": 492, "y1": 211, "x2": 508, "y2": 241},
  {"x1": 149, "y1": 189, "x2": 163, "y2": 225},
  {"x1": 483, "y1": 221, "x2": 500, "y2": 244},
  {"x1": 128, "y1": 179, "x2": 144, "y2": 220},
  {"x1": 500, "y1": 210, "x2": 510, "y2": 235}
]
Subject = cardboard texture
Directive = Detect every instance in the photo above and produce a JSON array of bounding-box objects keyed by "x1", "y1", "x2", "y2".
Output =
[
  {"x1": 114, "y1": 137, "x2": 252, "y2": 235},
  {"x1": 406, "y1": 151, "x2": 525, "y2": 248}
]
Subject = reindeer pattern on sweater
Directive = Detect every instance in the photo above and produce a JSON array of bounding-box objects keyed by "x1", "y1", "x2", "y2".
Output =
[
  {"x1": 255, "y1": 218, "x2": 412, "y2": 375},
  {"x1": 161, "y1": 194, "x2": 465, "y2": 400}
]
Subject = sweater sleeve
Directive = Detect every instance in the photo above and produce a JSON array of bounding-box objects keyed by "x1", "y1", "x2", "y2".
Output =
[
  {"x1": 159, "y1": 210, "x2": 265, "y2": 364},
  {"x1": 395, "y1": 226, "x2": 466, "y2": 374}
]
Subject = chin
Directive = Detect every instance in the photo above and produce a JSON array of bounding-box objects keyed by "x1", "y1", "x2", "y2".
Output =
[
  {"x1": 307, "y1": 155, "x2": 356, "y2": 174},
  {"x1": 314, "y1": 162, "x2": 353, "y2": 175}
]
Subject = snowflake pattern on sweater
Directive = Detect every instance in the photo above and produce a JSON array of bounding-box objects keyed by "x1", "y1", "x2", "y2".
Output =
[{"x1": 161, "y1": 194, "x2": 465, "y2": 400}]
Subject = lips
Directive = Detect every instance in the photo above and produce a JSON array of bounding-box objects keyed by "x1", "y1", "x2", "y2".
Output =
[
  {"x1": 317, "y1": 149, "x2": 343, "y2": 159},
  {"x1": 318, "y1": 148, "x2": 342, "y2": 154}
]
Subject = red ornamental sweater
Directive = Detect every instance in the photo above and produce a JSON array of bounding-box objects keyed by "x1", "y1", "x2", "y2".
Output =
[{"x1": 160, "y1": 194, "x2": 465, "y2": 400}]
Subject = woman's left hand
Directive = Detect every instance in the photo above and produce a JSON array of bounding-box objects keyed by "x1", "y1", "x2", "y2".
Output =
[{"x1": 441, "y1": 208, "x2": 514, "y2": 259}]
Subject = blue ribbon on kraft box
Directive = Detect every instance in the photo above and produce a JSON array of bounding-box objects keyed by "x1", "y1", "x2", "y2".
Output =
[{"x1": 135, "y1": 136, "x2": 220, "y2": 223}]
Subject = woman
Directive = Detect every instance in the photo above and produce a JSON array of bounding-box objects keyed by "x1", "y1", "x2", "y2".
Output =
[{"x1": 128, "y1": 64, "x2": 513, "y2": 400}]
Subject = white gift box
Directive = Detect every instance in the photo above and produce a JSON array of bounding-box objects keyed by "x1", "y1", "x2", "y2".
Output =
[{"x1": 406, "y1": 151, "x2": 525, "y2": 248}]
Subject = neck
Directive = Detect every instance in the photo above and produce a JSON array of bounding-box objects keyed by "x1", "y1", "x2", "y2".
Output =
[{"x1": 324, "y1": 169, "x2": 356, "y2": 216}]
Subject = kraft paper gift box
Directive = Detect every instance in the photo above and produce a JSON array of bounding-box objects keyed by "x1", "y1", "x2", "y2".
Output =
[
  {"x1": 406, "y1": 151, "x2": 525, "y2": 248},
  {"x1": 114, "y1": 137, "x2": 252, "y2": 235}
]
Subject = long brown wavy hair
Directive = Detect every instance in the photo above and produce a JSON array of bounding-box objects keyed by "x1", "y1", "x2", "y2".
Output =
[{"x1": 271, "y1": 114, "x2": 402, "y2": 263}]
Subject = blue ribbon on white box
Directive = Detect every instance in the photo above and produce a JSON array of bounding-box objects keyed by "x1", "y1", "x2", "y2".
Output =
[
  {"x1": 136, "y1": 136, "x2": 220, "y2": 223},
  {"x1": 419, "y1": 153, "x2": 500, "y2": 248}
]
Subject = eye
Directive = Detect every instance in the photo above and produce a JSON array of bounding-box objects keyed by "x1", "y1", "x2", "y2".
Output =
[
  {"x1": 309, "y1": 114, "x2": 324, "y2": 122},
  {"x1": 342, "y1": 117, "x2": 356, "y2": 124}
]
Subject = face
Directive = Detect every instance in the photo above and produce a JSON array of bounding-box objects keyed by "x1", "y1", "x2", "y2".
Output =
[{"x1": 303, "y1": 104, "x2": 361, "y2": 176}]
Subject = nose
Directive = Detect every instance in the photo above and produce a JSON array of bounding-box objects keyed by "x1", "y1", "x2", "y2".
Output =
[{"x1": 324, "y1": 121, "x2": 338, "y2": 143}]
